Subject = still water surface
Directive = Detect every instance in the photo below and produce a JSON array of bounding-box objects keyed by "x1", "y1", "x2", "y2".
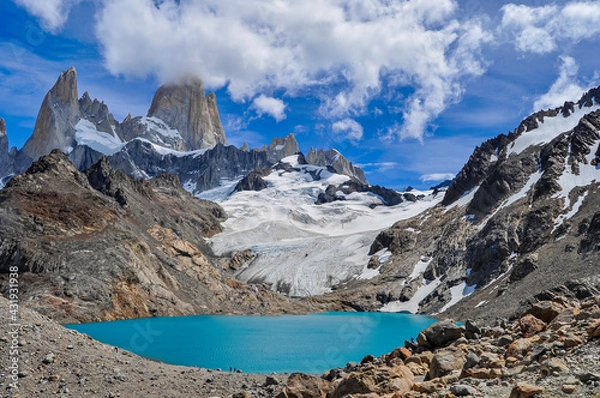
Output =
[{"x1": 66, "y1": 312, "x2": 436, "y2": 374}]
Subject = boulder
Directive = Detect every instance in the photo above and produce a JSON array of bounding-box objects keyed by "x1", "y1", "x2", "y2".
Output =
[
  {"x1": 506, "y1": 336, "x2": 539, "y2": 358},
  {"x1": 509, "y1": 383, "x2": 544, "y2": 398},
  {"x1": 541, "y1": 358, "x2": 569, "y2": 375},
  {"x1": 588, "y1": 319, "x2": 600, "y2": 338},
  {"x1": 464, "y1": 319, "x2": 481, "y2": 339},
  {"x1": 418, "y1": 319, "x2": 463, "y2": 348},
  {"x1": 450, "y1": 384, "x2": 479, "y2": 396},
  {"x1": 519, "y1": 314, "x2": 547, "y2": 337},
  {"x1": 385, "y1": 347, "x2": 412, "y2": 365},
  {"x1": 525, "y1": 301, "x2": 564, "y2": 323},
  {"x1": 429, "y1": 349, "x2": 466, "y2": 379},
  {"x1": 277, "y1": 373, "x2": 332, "y2": 398},
  {"x1": 463, "y1": 352, "x2": 479, "y2": 370},
  {"x1": 332, "y1": 365, "x2": 414, "y2": 397},
  {"x1": 265, "y1": 376, "x2": 279, "y2": 386},
  {"x1": 547, "y1": 307, "x2": 580, "y2": 331}
]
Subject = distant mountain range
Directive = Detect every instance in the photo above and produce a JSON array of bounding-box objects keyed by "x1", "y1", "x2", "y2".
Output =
[
  {"x1": 0, "y1": 67, "x2": 366, "y2": 192},
  {"x1": 1, "y1": 67, "x2": 599, "y2": 324}
]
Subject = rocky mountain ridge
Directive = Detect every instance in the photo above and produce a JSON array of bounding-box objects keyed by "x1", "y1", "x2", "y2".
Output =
[
  {"x1": 0, "y1": 67, "x2": 368, "y2": 196},
  {"x1": 322, "y1": 86, "x2": 600, "y2": 322},
  {"x1": 0, "y1": 150, "x2": 337, "y2": 323}
]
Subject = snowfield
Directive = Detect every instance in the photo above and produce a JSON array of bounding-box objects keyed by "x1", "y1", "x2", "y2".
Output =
[
  {"x1": 201, "y1": 156, "x2": 443, "y2": 297},
  {"x1": 508, "y1": 103, "x2": 600, "y2": 156}
]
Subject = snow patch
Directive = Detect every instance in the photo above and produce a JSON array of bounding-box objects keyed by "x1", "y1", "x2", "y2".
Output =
[
  {"x1": 508, "y1": 104, "x2": 600, "y2": 156},
  {"x1": 445, "y1": 186, "x2": 479, "y2": 210},
  {"x1": 408, "y1": 256, "x2": 432, "y2": 280},
  {"x1": 138, "y1": 116, "x2": 182, "y2": 139},
  {"x1": 435, "y1": 281, "x2": 476, "y2": 314},
  {"x1": 379, "y1": 278, "x2": 442, "y2": 314},
  {"x1": 74, "y1": 119, "x2": 124, "y2": 155},
  {"x1": 552, "y1": 191, "x2": 588, "y2": 233},
  {"x1": 553, "y1": 144, "x2": 599, "y2": 208},
  {"x1": 133, "y1": 138, "x2": 209, "y2": 158},
  {"x1": 475, "y1": 300, "x2": 488, "y2": 308}
]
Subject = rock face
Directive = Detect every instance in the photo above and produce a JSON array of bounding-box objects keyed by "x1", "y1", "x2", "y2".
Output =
[
  {"x1": 146, "y1": 79, "x2": 226, "y2": 150},
  {"x1": 103, "y1": 140, "x2": 271, "y2": 194},
  {"x1": 0, "y1": 118, "x2": 14, "y2": 186},
  {"x1": 264, "y1": 134, "x2": 299, "y2": 163},
  {"x1": 306, "y1": 147, "x2": 367, "y2": 183},
  {"x1": 0, "y1": 150, "x2": 320, "y2": 323},
  {"x1": 20, "y1": 67, "x2": 80, "y2": 161}
]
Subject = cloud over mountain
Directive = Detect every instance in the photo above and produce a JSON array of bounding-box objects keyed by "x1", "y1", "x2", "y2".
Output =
[{"x1": 91, "y1": 0, "x2": 491, "y2": 142}]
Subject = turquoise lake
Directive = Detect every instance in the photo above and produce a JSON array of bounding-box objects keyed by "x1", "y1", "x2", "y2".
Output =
[{"x1": 65, "y1": 312, "x2": 436, "y2": 374}]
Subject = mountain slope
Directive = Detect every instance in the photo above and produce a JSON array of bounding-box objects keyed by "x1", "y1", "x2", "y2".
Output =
[
  {"x1": 339, "y1": 87, "x2": 600, "y2": 321},
  {"x1": 0, "y1": 151, "x2": 326, "y2": 323}
]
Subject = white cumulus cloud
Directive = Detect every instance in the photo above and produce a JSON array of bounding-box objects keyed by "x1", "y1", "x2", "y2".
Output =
[
  {"x1": 92, "y1": 0, "x2": 491, "y2": 142},
  {"x1": 533, "y1": 56, "x2": 586, "y2": 111},
  {"x1": 251, "y1": 95, "x2": 287, "y2": 122},
  {"x1": 420, "y1": 173, "x2": 455, "y2": 183},
  {"x1": 331, "y1": 119, "x2": 364, "y2": 144},
  {"x1": 501, "y1": 2, "x2": 600, "y2": 54},
  {"x1": 14, "y1": 0, "x2": 80, "y2": 32}
]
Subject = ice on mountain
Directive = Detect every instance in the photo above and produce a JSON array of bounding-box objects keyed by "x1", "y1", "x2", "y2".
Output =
[{"x1": 75, "y1": 119, "x2": 124, "y2": 156}]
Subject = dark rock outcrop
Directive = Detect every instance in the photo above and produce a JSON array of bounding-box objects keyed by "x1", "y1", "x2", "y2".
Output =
[
  {"x1": 234, "y1": 168, "x2": 271, "y2": 192},
  {"x1": 306, "y1": 147, "x2": 367, "y2": 184},
  {"x1": 316, "y1": 179, "x2": 405, "y2": 207}
]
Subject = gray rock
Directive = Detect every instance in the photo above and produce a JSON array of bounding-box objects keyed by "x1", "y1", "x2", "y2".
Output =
[
  {"x1": 43, "y1": 352, "x2": 55, "y2": 364},
  {"x1": 576, "y1": 372, "x2": 600, "y2": 382},
  {"x1": 450, "y1": 384, "x2": 478, "y2": 396},
  {"x1": 419, "y1": 319, "x2": 463, "y2": 348},
  {"x1": 429, "y1": 349, "x2": 466, "y2": 379},
  {"x1": 497, "y1": 335, "x2": 514, "y2": 346},
  {"x1": 463, "y1": 352, "x2": 480, "y2": 370},
  {"x1": 265, "y1": 376, "x2": 279, "y2": 386}
]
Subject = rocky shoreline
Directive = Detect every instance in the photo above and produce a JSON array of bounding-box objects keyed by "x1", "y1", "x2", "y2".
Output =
[{"x1": 2, "y1": 279, "x2": 600, "y2": 398}]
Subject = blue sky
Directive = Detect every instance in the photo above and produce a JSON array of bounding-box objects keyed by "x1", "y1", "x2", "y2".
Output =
[{"x1": 1, "y1": 0, "x2": 600, "y2": 190}]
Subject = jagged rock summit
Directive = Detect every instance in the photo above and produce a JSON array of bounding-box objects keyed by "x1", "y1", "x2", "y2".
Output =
[
  {"x1": 16, "y1": 67, "x2": 227, "y2": 165},
  {"x1": 145, "y1": 78, "x2": 226, "y2": 150},
  {"x1": 307, "y1": 147, "x2": 367, "y2": 184},
  {"x1": 0, "y1": 67, "x2": 370, "y2": 196},
  {"x1": 20, "y1": 67, "x2": 80, "y2": 161}
]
